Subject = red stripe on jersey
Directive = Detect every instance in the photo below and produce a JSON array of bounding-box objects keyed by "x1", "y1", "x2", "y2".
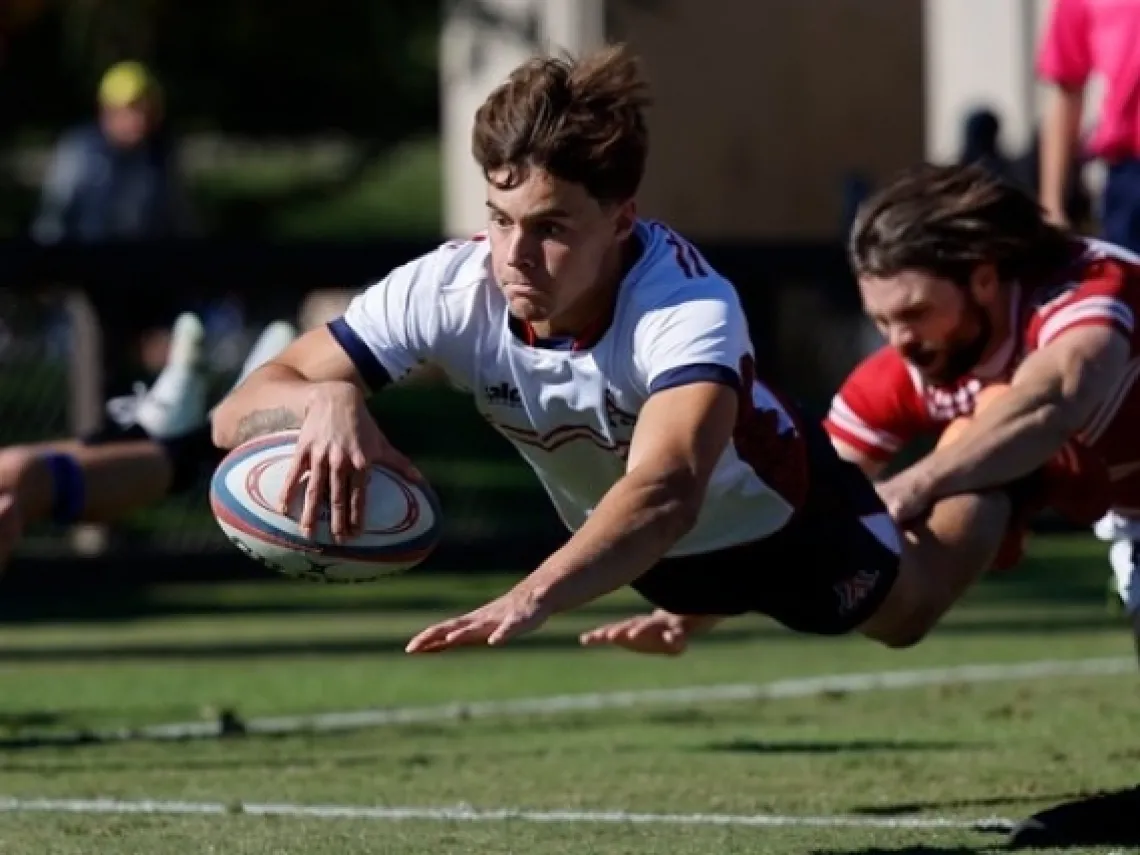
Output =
[
  {"x1": 1030, "y1": 256, "x2": 1138, "y2": 350},
  {"x1": 822, "y1": 416, "x2": 894, "y2": 462},
  {"x1": 828, "y1": 347, "x2": 933, "y2": 456},
  {"x1": 731, "y1": 354, "x2": 809, "y2": 510},
  {"x1": 1043, "y1": 315, "x2": 1133, "y2": 345}
]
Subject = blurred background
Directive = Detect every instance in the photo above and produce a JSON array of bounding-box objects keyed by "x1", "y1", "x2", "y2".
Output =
[{"x1": 0, "y1": 0, "x2": 1110, "y2": 586}]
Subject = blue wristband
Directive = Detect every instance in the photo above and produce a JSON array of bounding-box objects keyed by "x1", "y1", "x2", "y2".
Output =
[{"x1": 40, "y1": 452, "x2": 86, "y2": 525}]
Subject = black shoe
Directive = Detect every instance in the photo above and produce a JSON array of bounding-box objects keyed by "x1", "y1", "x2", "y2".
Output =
[{"x1": 1008, "y1": 786, "x2": 1140, "y2": 848}]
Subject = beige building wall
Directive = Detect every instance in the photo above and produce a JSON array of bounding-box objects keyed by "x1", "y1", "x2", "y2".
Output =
[
  {"x1": 441, "y1": 0, "x2": 927, "y2": 241},
  {"x1": 607, "y1": 0, "x2": 925, "y2": 240},
  {"x1": 924, "y1": 0, "x2": 1040, "y2": 164},
  {"x1": 441, "y1": 0, "x2": 606, "y2": 238},
  {"x1": 440, "y1": 2, "x2": 1090, "y2": 241}
]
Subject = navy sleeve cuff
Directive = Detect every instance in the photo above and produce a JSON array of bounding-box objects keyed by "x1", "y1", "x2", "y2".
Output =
[
  {"x1": 327, "y1": 318, "x2": 392, "y2": 390},
  {"x1": 648, "y1": 363, "x2": 741, "y2": 395}
]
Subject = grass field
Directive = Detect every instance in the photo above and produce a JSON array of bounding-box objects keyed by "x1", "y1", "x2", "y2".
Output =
[{"x1": 0, "y1": 534, "x2": 1137, "y2": 853}]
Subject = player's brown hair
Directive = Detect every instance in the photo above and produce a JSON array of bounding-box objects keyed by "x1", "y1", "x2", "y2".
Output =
[
  {"x1": 472, "y1": 43, "x2": 651, "y2": 205},
  {"x1": 849, "y1": 164, "x2": 1076, "y2": 287}
]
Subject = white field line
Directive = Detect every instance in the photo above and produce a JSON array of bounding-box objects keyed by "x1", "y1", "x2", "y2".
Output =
[
  {"x1": 0, "y1": 797, "x2": 1018, "y2": 831},
  {"x1": 5, "y1": 656, "x2": 1131, "y2": 748}
]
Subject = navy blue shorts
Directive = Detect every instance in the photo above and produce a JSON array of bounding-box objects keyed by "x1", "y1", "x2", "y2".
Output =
[
  {"x1": 1102, "y1": 159, "x2": 1140, "y2": 254},
  {"x1": 632, "y1": 420, "x2": 901, "y2": 636}
]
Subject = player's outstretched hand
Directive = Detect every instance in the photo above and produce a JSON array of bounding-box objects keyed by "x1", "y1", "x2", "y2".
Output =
[
  {"x1": 405, "y1": 589, "x2": 553, "y2": 653},
  {"x1": 579, "y1": 610, "x2": 721, "y2": 656},
  {"x1": 280, "y1": 381, "x2": 420, "y2": 542}
]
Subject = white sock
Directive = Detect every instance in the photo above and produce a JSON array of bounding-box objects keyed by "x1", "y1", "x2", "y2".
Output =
[
  {"x1": 207, "y1": 320, "x2": 297, "y2": 423},
  {"x1": 232, "y1": 320, "x2": 297, "y2": 391},
  {"x1": 1110, "y1": 539, "x2": 1140, "y2": 615}
]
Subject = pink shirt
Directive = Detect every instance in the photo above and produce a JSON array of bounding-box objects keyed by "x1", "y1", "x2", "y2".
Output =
[{"x1": 1037, "y1": 0, "x2": 1140, "y2": 160}]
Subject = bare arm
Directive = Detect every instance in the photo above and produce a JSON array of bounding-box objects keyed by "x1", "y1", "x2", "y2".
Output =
[
  {"x1": 211, "y1": 325, "x2": 366, "y2": 449},
  {"x1": 404, "y1": 381, "x2": 739, "y2": 653},
  {"x1": 902, "y1": 326, "x2": 1128, "y2": 499},
  {"x1": 1040, "y1": 85, "x2": 1085, "y2": 224},
  {"x1": 520, "y1": 381, "x2": 738, "y2": 613}
]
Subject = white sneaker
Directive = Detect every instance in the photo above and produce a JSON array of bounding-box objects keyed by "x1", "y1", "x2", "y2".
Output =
[
  {"x1": 1095, "y1": 511, "x2": 1126, "y2": 542},
  {"x1": 106, "y1": 312, "x2": 209, "y2": 440}
]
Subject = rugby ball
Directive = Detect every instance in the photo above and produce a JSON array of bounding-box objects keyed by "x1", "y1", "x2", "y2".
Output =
[{"x1": 209, "y1": 431, "x2": 442, "y2": 583}]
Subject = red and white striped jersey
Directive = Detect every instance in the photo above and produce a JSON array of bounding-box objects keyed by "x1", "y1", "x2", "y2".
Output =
[{"x1": 824, "y1": 239, "x2": 1140, "y2": 513}]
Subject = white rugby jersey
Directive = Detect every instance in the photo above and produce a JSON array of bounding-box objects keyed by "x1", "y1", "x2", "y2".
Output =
[{"x1": 329, "y1": 220, "x2": 803, "y2": 556}]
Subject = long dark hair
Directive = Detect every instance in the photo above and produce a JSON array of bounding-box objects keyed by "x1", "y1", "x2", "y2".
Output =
[{"x1": 850, "y1": 163, "x2": 1075, "y2": 286}]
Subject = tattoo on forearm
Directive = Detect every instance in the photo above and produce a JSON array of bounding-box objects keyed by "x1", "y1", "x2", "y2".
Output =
[{"x1": 233, "y1": 408, "x2": 302, "y2": 444}]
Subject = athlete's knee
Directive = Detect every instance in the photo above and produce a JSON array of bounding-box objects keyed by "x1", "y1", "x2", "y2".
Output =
[
  {"x1": 873, "y1": 623, "x2": 929, "y2": 649},
  {"x1": 857, "y1": 496, "x2": 1009, "y2": 650},
  {"x1": 860, "y1": 586, "x2": 944, "y2": 649},
  {"x1": 0, "y1": 446, "x2": 40, "y2": 492},
  {"x1": 0, "y1": 445, "x2": 88, "y2": 525},
  {"x1": 857, "y1": 571, "x2": 937, "y2": 649}
]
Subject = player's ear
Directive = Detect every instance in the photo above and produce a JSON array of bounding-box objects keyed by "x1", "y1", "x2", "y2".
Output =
[
  {"x1": 968, "y1": 263, "x2": 1001, "y2": 305},
  {"x1": 611, "y1": 198, "x2": 637, "y2": 242}
]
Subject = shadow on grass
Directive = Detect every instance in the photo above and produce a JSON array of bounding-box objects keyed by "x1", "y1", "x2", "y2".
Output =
[
  {"x1": 851, "y1": 791, "x2": 1092, "y2": 816},
  {"x1": 702, "y1": 738, "x2": 979, "y2": 755},
  {"x1": 0, "y1": 610, "x2": 1126, "y2": 664},
  {"x1": 0, "y1": 744, "x2": 443, "y2": 771},
  {"x1": 812, "y1": 848, "x2": 995, "y2": 855}
]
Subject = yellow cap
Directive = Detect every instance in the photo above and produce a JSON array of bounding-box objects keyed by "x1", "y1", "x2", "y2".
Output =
[{"x1": 98, "y1": 61, "x2": 159, "y2": 107}]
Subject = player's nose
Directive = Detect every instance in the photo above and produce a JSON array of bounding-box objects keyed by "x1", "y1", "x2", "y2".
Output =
[
  {"x1": 504, "y1": 230, "x2": 539, "y2": 270},
  {"x1": 886, "y1": 323, "x2": 916, "y2": 351}
]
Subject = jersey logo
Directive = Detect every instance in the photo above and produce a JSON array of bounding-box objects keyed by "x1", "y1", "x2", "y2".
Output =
[
  {"x1": 604, "y1": 390, "x2": 637, "y2": 430},
  {"x1": 491, "y1": 421, "x2": 632, "y2": 460},
  {"x1": 649, "y1": 221, "x2": 708, "y2": 280},
  {"x1": 834, "y1": 568, "x2": 881, "y2": 614},
  {"x1": 482, "y1": 389, "x2": 637, "y2": 460},
  {"x1": 485, "y1": 382, "x2": 522, "y2": 408}
]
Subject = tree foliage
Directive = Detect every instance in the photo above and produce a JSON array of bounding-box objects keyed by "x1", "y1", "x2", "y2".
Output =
[{"x1": 4, "y1": 0, "x2": 441, "y2": 139}]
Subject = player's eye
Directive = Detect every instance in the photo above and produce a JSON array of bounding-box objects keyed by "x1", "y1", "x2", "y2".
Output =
[
  {"x1": 897, "y1": 304, "x2": 928, "y2": 323},
  {"x1": 537, "y1": 221, "x2": 564, "y2": 238},
  {"x1": 489, "y1": 213, "x2": 512, "y2": 229}
]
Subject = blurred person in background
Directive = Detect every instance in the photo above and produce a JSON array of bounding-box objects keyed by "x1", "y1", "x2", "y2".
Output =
[
  {"x1": 31, "y1": 60, "x2": 194, "y2": 244},
  {"x1": 957, "y1": 107, "x2": 1018, "y2": 184},
  {"x1": 1037, "y1": 0, "x2": 1140, "y2": 244},
  {"x1": 32, "y1": 60, "x2": 199, "y2": 379},
  {"x1": 1037, "y1": 0, "x2": 1140, "y2": 625},
  {"x1": 0, "y1": 315, "x2": 295, "y2": 573},
  {"x1": 1011, "y1": 129, "x2": 1093, "y2": 230}
]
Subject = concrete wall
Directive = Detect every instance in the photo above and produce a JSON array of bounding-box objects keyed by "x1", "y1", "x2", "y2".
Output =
[
  {"x1": 607, "y1": 0, "x2": 925, "y2": 240},
  {"x1": 440, "y1": 0, "x2": 606, "y2": 238}
]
